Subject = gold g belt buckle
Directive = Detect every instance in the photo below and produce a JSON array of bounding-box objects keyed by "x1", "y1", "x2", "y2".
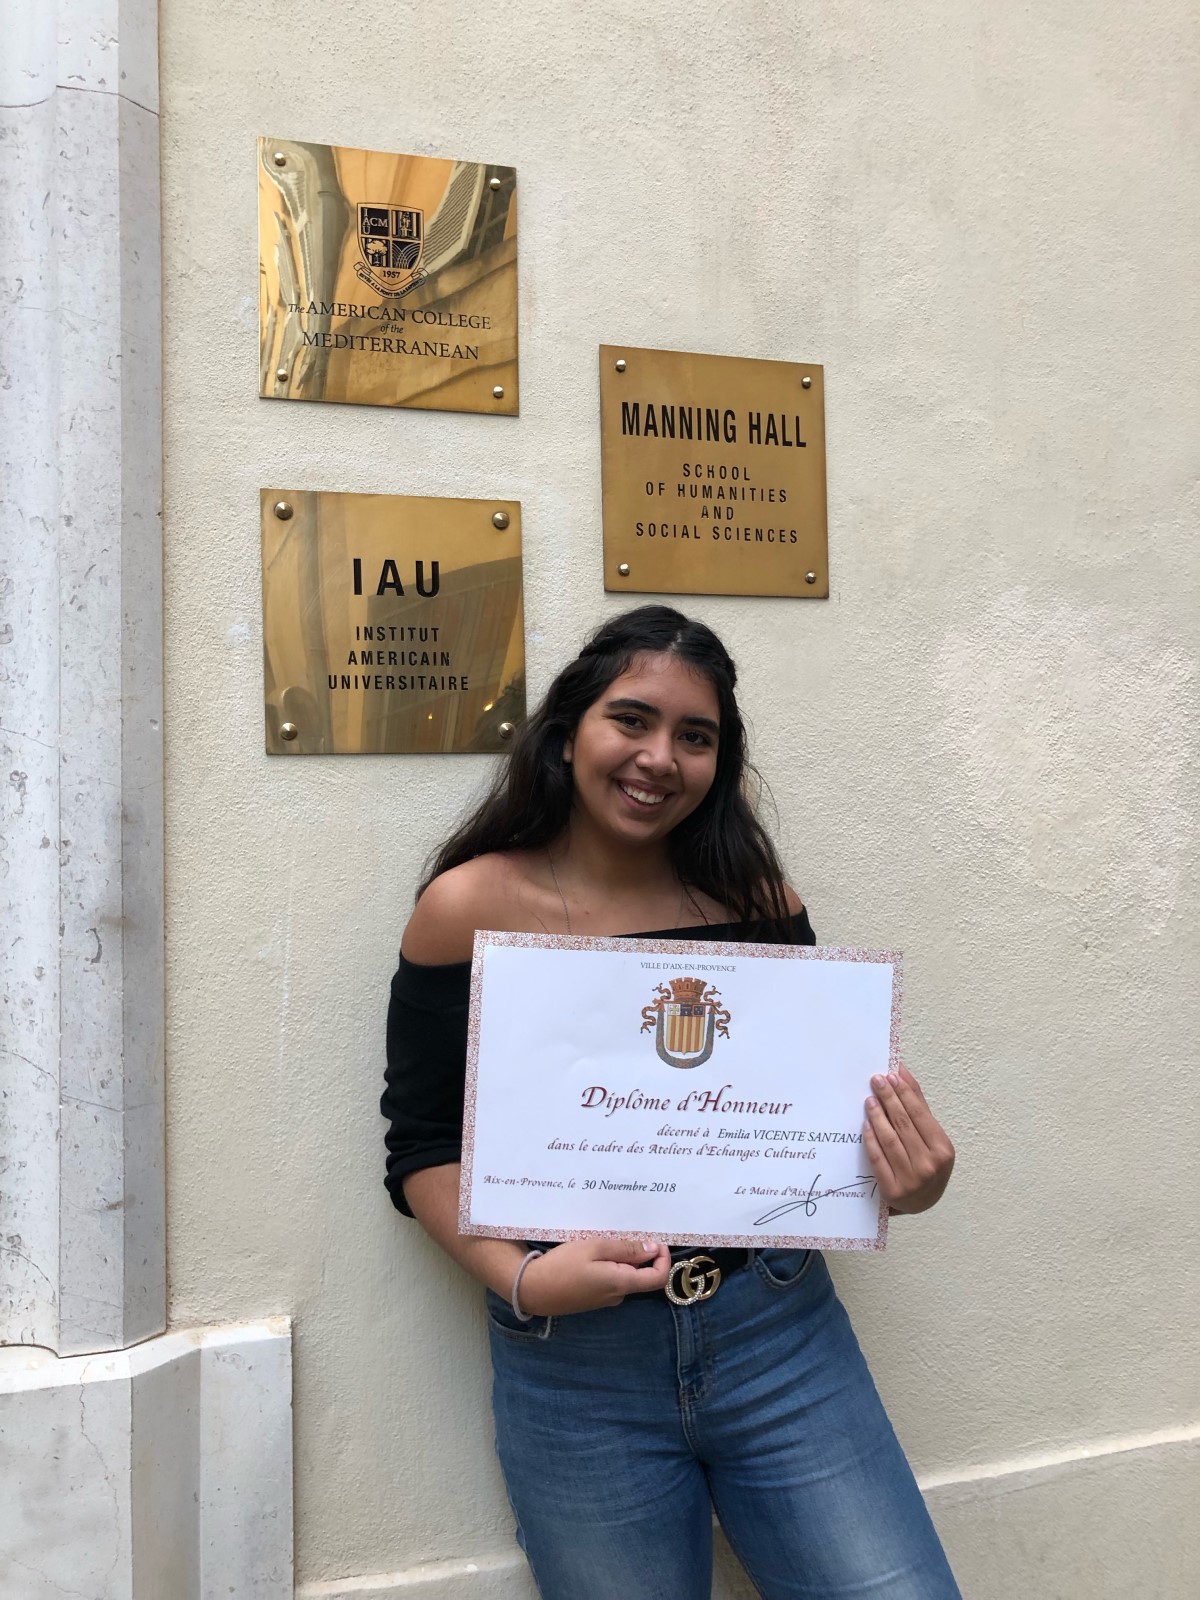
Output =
[{"x1": 665, "y1": 1254, "x2": 722, "y2": 1307}]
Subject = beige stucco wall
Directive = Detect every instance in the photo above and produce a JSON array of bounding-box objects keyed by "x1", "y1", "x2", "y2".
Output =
[{"x1": 160, "y1": 2, "x2": 1199, "y2": 1594}]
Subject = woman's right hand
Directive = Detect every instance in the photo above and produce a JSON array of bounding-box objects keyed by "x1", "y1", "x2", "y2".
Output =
[{"x1": 515, "y1": 1237, "x2": 671, "y2": 1316}]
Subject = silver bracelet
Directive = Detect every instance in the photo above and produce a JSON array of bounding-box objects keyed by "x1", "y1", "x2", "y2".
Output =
[{"x1": 511, "y1": 1248, "x2": 545, "y2": 1322}]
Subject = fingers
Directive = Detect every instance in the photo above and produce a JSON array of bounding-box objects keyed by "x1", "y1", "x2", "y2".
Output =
[
  {"x1": 890, "y1": 1066, "x2": 943, "y2": 1141},
  {"x1": 600, "y1": 1236, "x2": 664, "y2": 1267},
  {"x1": 862, "y1": 1118, "x2": 898, "y2": 1201},
  {"x1": 590, "y1": 1237, "x2": 671, "y2": 1297},
  {"x1": 865, "y1": 1087, "x2": 915, "y2": 1182},
  {"x1": 870, "y1": 1072, "x2": 918, "y2": 1142},
  {"x1": 870, "y1": 1072, "x2": 944, "y2": 1172},
  {"x1": 866, "y1": 1068, "x2": 956, "y2": 1211},
  {"x1": 885, "y1": 1070, "x2": 954, "y2": 1171},
  {"x1": 534, "y1": 1238, "x2": 671, "y2": 1312},
  {"x1": 627, "y1": 1240, "x2": 671, "y2": 1283},
  {"x1": 602, "y1": 1237, "x2": 669, "y2": 1298},
  {"x1": 610, "y1": 1251, "x2": 671, "y2": 1295},
  {"x1": 897, "y1": 1062, "x2": 923, "y2": 1095},
  {"x1": 643, "y1": 1240, "x2": 672, "y2": 1274}
]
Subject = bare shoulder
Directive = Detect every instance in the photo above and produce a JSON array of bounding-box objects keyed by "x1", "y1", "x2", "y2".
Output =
[
  {"x1": 782, "y1": 883, "x2": 806, "y2": 916},
  {"x1": 401, "y1": 855, "x2": 523, "y2": 965}
]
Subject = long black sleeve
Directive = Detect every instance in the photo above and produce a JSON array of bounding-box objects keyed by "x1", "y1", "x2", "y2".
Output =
[{"x1": 381, "y1": 956, "x2": 472, "y2": 1216}]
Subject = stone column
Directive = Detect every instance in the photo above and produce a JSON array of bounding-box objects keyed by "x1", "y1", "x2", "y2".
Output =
[
  {"x1": 1, "y1": 0, "x2": 164, "y2": 1355},
  {"x1": 1, "y1": 8, "x2": 293, "y2": 1595},
  {"x1": 0, "y1": 9, "x2": 296, "y2": 1587}
]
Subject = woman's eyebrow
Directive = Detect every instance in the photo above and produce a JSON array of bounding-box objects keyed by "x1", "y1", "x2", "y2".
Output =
[{"x1": 605, "y1": 697, "x2": 719, "y2": 735}]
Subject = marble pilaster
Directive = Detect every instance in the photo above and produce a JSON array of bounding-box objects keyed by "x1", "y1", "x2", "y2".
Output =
[
  {"x1": 0, "y1": 1319, "x2": 294, "y2": 1600},
  {"x1": 0, "y1": 0, "x2": 164, "y2": 1354}
]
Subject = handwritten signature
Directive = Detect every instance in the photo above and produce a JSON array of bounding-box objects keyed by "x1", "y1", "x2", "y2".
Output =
[{"x1": 753, "y1": 1174, "x2": 878, "y2": 1228}]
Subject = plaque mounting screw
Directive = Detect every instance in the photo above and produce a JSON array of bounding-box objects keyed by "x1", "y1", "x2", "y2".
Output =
[
  {"x1": 498, "y1": 722, "x2": 515, "y2": 740},
  {"x1": 273, "y1": 501, "x2": 293, "y2": 520},
  {"x1": 280, "y1": 722, "x2": 298, "y2": 741},
  {"x1": 804, "y1": 571, "x2": 817, "y2": 585},
  {"x1": 617, "y1": 563, "x2": 631, "y2": 577},
  {"x1": 492, "y1": 385, "x2": 505, "y2": 399},
  {"x1": 801, "y1": 375, "x2": 812, "y2": 389},
  {"x1": 272, "y1": 151, "x2": 286, "y2": 167},
  {"x1": 275, "y1": 367, "x2": 288, "y2": 383},
  {"x1": 489, "y1": 177, "x2": 501, "y2": 191},
  {"x1": 615, "y1": 359, "x2": 627, "y2": 373},
  {"x1": 492, "y1": 511, "x2": 510, "y2": 530}
]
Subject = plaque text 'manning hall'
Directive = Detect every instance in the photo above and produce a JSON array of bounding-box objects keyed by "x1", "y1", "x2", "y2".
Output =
[
  {"x1": 620, "y1": 403, "x2": 808, "y2": 449},
  {"x1": 600, "y1": 346, "x2": 829, "y2": 600}
]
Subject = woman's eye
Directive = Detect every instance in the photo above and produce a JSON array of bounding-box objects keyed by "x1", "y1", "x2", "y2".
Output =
[
  {"x1": 681, "y1": 729, "x2": 713, "y2": 747},
  {"x1": 614, "y1": 714, "x2": 643, "y2": 729}
]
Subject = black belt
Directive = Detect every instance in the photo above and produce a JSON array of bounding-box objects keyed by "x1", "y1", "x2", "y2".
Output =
[
  {"x1": 665, "y1": 1247, "x2": 751, "y2": 1306},
  {"x1": 525, "y1": 1244, "x2": 752, "y2": 1307}
]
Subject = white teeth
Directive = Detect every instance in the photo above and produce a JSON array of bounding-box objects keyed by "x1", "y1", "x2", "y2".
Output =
[{"x1": 619, "y1": 783, "x2": 666, "y2": 805}]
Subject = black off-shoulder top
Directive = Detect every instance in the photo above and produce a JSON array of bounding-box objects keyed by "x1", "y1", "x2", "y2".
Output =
[{"x1": 381, "y1": 908, "x2": 816, "y2": 1216}]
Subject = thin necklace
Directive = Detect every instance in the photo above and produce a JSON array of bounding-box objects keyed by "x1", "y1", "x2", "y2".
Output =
[{"x1": 546, "y1": 849, "x2": 689, "y2": 935}]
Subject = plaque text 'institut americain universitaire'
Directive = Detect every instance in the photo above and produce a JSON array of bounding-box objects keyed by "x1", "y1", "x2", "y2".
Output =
[{"x1": 261, "y1": 491, "x2": 525, "y2": 756}]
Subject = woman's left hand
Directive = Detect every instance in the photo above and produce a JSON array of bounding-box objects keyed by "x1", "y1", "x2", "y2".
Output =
[{"x1": 863, "y1": 1064, "x2": 955, "y2": 1215}]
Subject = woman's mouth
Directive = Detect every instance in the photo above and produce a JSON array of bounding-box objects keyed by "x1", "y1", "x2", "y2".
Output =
[{"x1": 616, "y1": 781, "x2": 669, "y2": 809}]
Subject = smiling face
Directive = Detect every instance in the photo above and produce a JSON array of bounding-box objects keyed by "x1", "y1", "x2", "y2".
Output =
[{"x1": 562, "y1": 651, "x2": 721, "y2": 847}]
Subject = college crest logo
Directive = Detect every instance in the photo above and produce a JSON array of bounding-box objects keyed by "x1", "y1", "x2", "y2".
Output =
[
  {"x1": 640, "y1": 977, "x2": 731, "y2": 1070},
  {"x1": 354, "y1": 204, "x2": 427, "y2": 297}
]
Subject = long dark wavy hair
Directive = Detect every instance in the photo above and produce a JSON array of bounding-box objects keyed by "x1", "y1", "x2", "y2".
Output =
[{"x1": 421, "y1": 605, "x2": 792, "y2": 934}]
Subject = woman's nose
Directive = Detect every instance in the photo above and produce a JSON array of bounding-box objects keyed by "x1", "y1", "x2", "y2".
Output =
[{"x1": 635, "y1": 733, "x2": 675, "y2": 774}]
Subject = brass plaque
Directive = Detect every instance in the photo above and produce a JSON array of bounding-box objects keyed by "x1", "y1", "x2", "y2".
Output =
[
  {"x1": 259, "y1": 139, "x2": 518, "y2": 414},
  {"x1": 260, "y1": 490, "x2": 524, "y2": 755},
  {"x1": 600, "y1": 345, "x2": 828, "y2": 598}
]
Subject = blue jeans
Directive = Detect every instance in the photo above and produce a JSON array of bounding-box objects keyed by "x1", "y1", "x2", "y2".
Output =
[{"x1": 487, "y1": 1249, "x2": 961, "y2": 1599}]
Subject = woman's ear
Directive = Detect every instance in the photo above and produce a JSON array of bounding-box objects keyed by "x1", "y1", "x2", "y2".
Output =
[{"x1": 562, "y1": 737, "x2": 573, "y2": 764}]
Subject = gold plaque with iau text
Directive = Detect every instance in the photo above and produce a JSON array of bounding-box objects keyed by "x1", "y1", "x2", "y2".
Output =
[
  {"x1": 259, "y1": 139, "x2": 518, "y2": 413},
  {"x1": 260, "y1": 491, "x2": 524, "y2": 755},
  {"x1": 600, "y1": 346, "x2": 828, "y2": 598}
]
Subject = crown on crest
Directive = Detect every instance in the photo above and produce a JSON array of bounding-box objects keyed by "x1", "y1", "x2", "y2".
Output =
[{"x1": 669, "y1": 976, "x2": 707, "y2": 1003}]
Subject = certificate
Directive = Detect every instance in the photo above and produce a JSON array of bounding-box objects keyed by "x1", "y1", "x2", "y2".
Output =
[{"x1": 459, "y1": 932, "x2": 901, "y2": 1251}]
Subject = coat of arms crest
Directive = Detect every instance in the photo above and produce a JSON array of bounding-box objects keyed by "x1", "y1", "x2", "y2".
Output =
[
  {"x1": 355, "y1": 204, "x2": 426, "y2": 297},
  {"x1": 640, "y1": 976, "x2": 731, "y2": 1070}
]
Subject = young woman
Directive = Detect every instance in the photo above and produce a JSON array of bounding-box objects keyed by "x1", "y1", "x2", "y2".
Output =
[{"x1": 383, "y1": 605, "x2": 959, "y2": 1600}]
